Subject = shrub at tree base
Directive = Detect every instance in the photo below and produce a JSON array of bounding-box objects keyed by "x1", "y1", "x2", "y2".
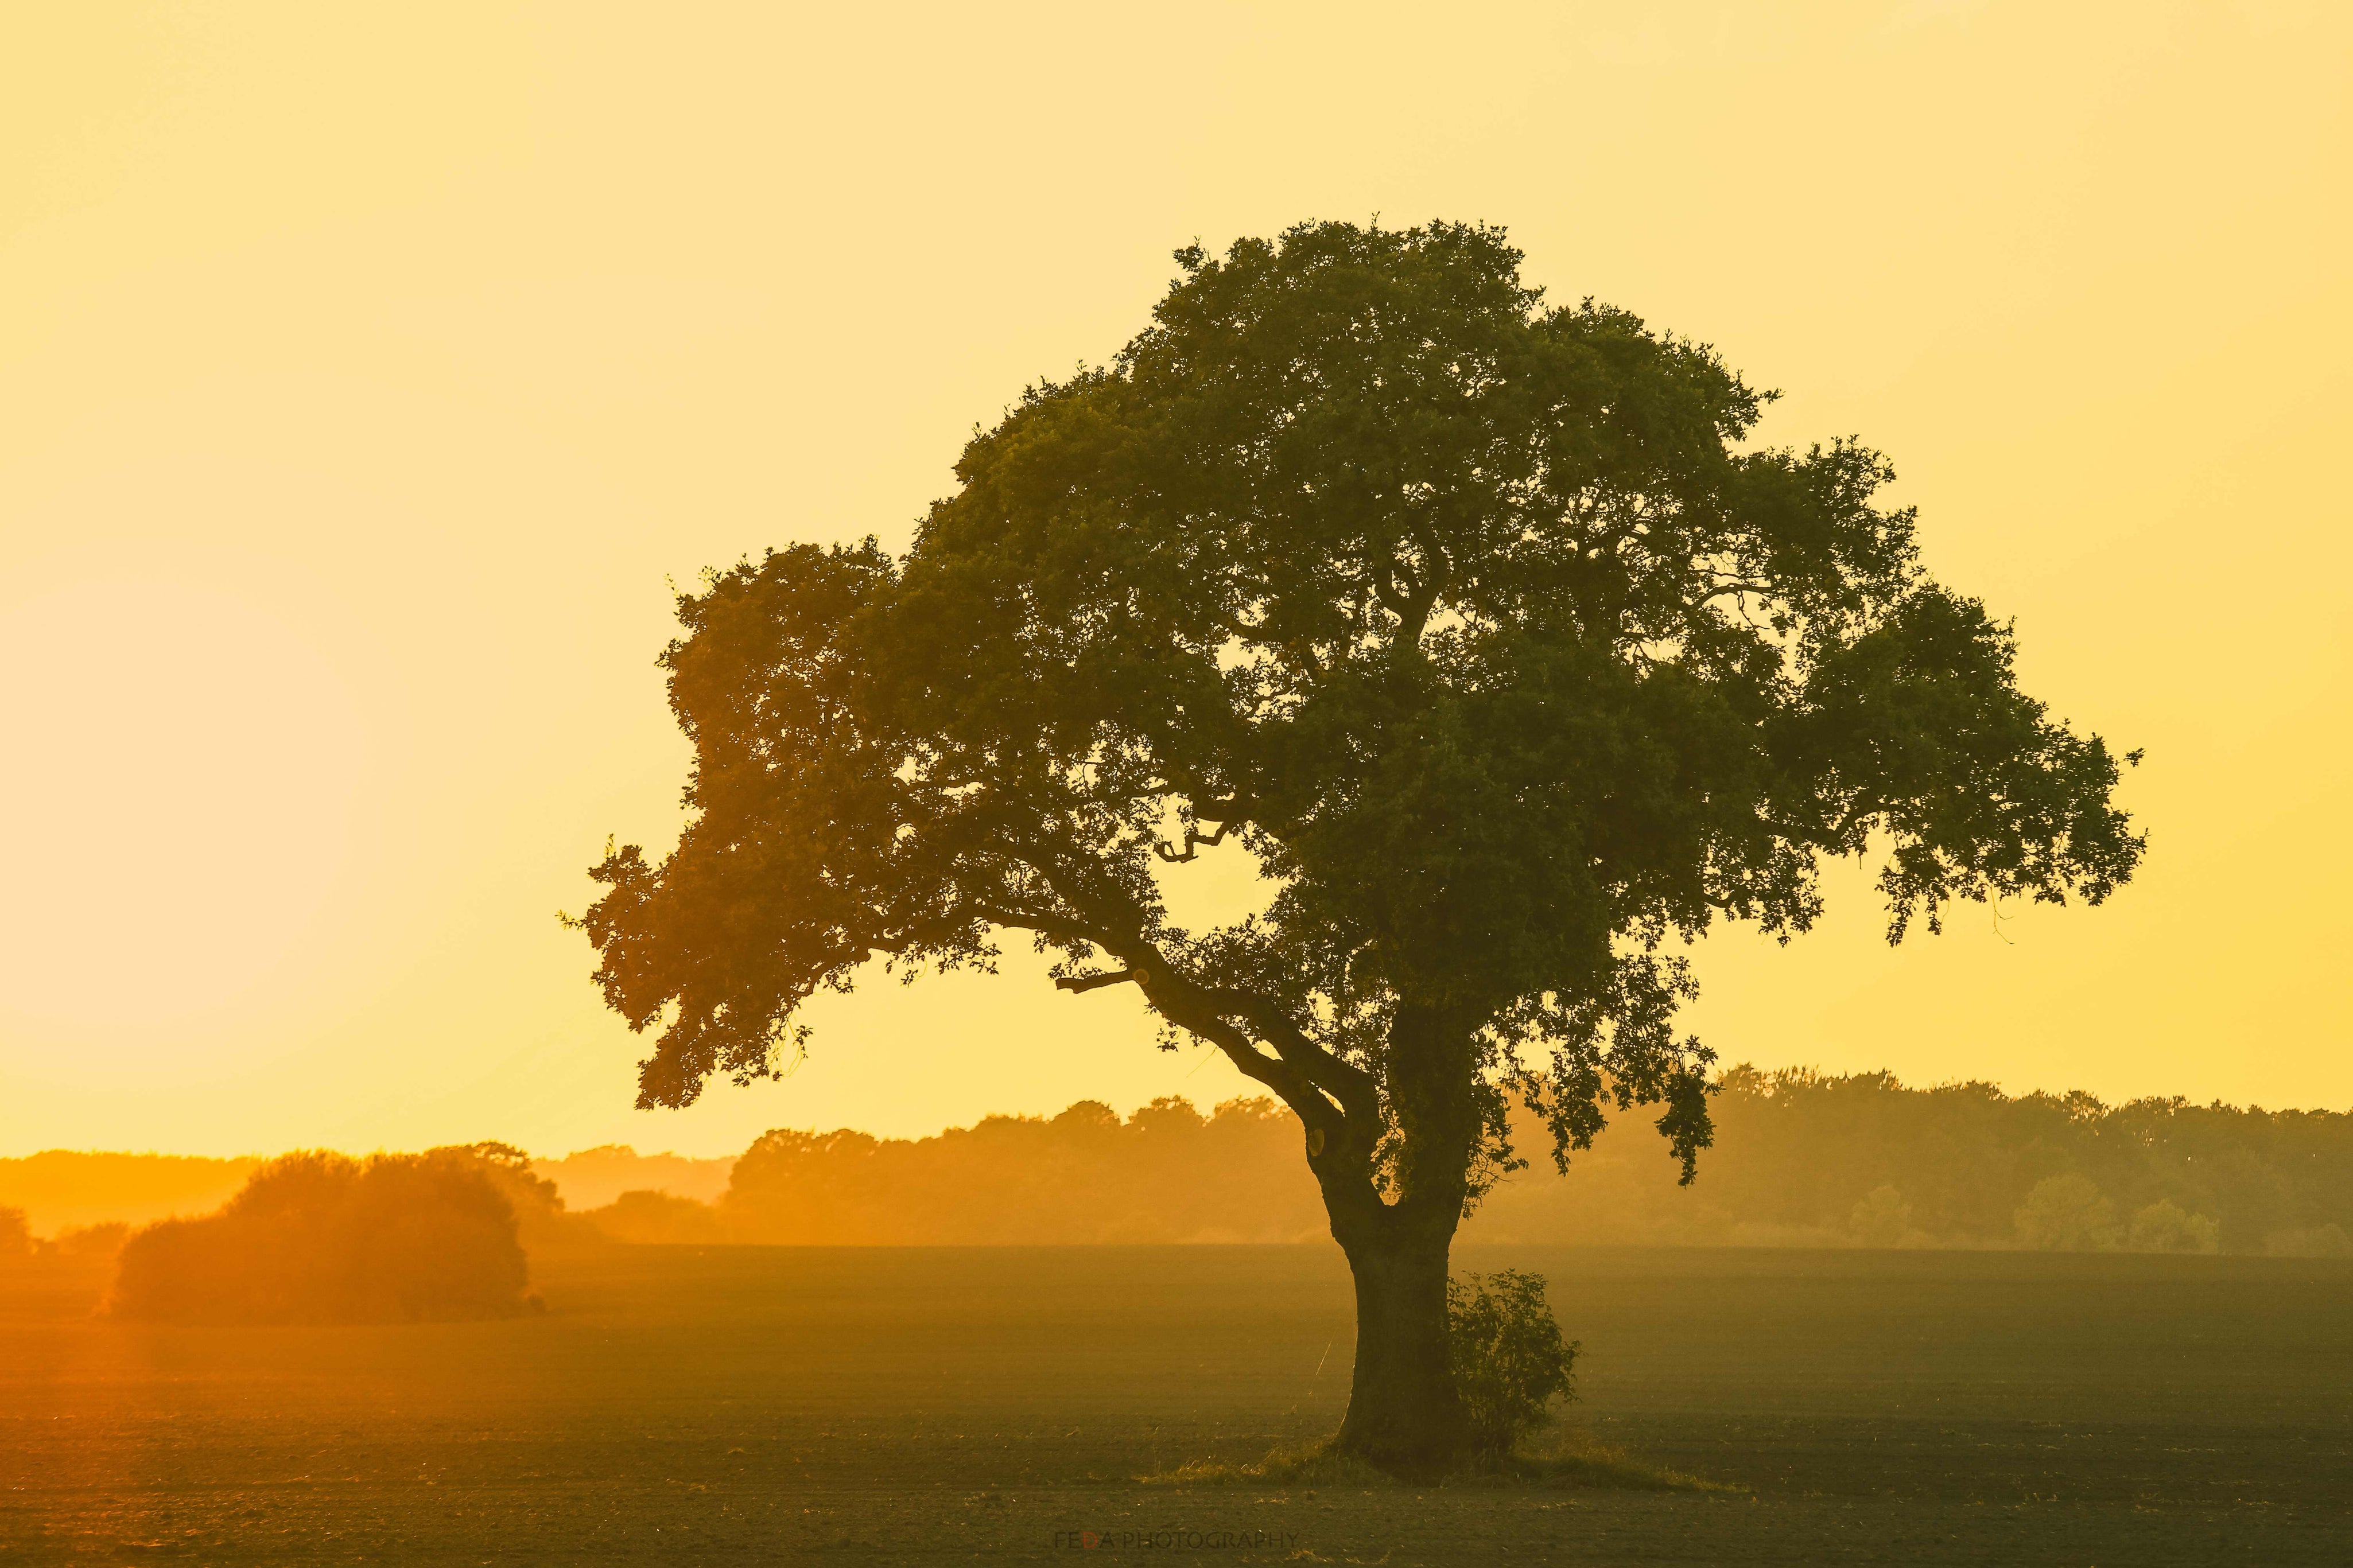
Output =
[
  {"x1": 1446, "y1": 1269, "x2": 1577, "y2": 1457},
  {"x1": 110, "y1": 1150, "x2": 535, "y2": 1323},
  {"x1": 1150, "y1": 1271, "x2": 1717, "y2": 1492}
]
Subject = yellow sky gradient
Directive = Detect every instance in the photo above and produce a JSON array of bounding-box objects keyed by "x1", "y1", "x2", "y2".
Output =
[{"x1": 2, "y1": 2, "x2": 2347, "y2": 1158}]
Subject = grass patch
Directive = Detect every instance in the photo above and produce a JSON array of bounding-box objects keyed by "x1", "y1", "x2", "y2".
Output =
[
  {"x1": 1141, "y1": 1441, "x2": 1394, "y2": 1490},
  {"x1": 1475, "y1": 1425, "x2": 1739, "y2": 1492},
  {"x1": 1140, "y1": 1427, "x2": 1737, "y2": 1493}
]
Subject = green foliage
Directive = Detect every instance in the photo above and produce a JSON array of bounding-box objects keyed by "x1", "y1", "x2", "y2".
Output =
[
  {"x1": 2128, "y1": 1199, "x2": 2219, "y2": 1255},
  {"x1": 1446, "y1": 1269, "x2": 1576, "y2": 1454},
  {"x1": 2016, "y1": 1173, "x2": 2121, "y2": 1251},
  {"x1": 1849, "y1": 1184, "x2": 1920, "y2": 1248},
  {"x1": 2266, "y1": 1223, "x2": 2353, "y2": 1258},
  {"x1": 580, "y1": 217, "x2": 2138, "y2": 1255}
]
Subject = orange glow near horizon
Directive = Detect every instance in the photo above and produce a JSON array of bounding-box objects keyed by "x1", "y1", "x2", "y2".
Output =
[{"x1": 2, "y1": 2, "x2": 2348, "y2": 1158}]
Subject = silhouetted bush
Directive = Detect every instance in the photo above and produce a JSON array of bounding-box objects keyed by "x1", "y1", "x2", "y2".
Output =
[
  {"x1": 110, "y1": 1149, "x2": 534, "y2": 1323},
  {"x1": 0, "y1": 1207, "x2": 29, "y2": 1264},
  {"x1": 1447, "y1": 1269, "x2": 1575, "y2": 1456},
  {"x1": 586, "y1": 1189, "x2": 728, "y2": 1244},
  {"x1": 435, "y1": 1142, "x2": 606, "y2": 1251}
]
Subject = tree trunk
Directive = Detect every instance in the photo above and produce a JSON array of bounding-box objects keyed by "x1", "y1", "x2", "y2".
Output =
[{"x1": 1331, "y1": 1220, "x2": 1466, "y2": 1472}]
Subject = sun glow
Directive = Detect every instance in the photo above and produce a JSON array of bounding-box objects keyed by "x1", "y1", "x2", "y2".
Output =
[{"x1": 0, "y1": 580, "x2": 366, "y2": 1053}]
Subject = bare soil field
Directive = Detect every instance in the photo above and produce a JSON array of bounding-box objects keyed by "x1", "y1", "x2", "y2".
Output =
[{"x1": 4, "y1": 1244, "x2": 2350, "y2": 1564}]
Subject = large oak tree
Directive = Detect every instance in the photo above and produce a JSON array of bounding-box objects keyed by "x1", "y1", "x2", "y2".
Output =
[{"x1": 580, "y1": 221, "x2": 2141, "y2": 1468}]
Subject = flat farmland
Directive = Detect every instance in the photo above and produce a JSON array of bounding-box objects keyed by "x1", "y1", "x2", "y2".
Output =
[{"x1": 4, "y1": 1244, "x2": 2350, "y2": 1564}]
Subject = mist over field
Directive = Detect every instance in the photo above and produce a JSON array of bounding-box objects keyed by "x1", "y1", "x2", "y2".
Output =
[{"x1": 10, "y1": 1068, "x2": 2350, "y2": 1273}]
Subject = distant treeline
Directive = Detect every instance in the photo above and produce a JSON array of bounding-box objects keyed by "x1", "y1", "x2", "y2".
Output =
[
  {"x1": 1471, "y1": 1067, "x2": 2353, "y2": 1256},
  {"x1": 604, "y1": 1070, "x2": 2353, "y2": 1255},
  {"x1": 720, "y1": 1096, "x2": 1320, "y2": 1244},
  {"x1": 8, "y1": 1068, "x2": 2351, "y2": 1262},
  {"x1": 0, "y1": 1151, "x2": 259, "y2": 1234},
  {"x1": 528, "y1": 1146, "x2": 734, "y2": 1209}
]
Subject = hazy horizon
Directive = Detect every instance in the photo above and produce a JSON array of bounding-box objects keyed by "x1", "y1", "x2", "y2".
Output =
[
  {"x1": 11, "y1": 1060, "x2": 2353, "y2": 1168},
  {"x1": 15, "y1": 1069, "x2": 2351, "y2": 1267}
]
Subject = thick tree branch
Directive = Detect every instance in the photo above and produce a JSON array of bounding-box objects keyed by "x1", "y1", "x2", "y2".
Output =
[
  {"x1": 1203, "y1": 986, "x2": 1381, "y2": 1127},
  {"x1": 958, "y1": 850, "x2": 1346, "y2": 1137},
  {"x1": 1054, "y1": 968, "x2": 1140, "y2": 994}
]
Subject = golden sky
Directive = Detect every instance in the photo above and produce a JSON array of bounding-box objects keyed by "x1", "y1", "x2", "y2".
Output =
[{"x1": 2, "y1": 2, "x2": 2347, "y2": 1158}]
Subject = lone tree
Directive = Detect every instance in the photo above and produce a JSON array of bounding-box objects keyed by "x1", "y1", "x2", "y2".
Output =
[{"x1": 579, "y1": 221, "x2": 2141, "y2": 1469}]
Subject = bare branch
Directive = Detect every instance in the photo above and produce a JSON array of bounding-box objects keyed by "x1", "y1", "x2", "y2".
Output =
[
  {"x1": 1688, "y1": 579, "x2": 1774, "y2": 610},
  {"x1": 1154, "y1": 822, "x2": 1229, "y2": 863}
]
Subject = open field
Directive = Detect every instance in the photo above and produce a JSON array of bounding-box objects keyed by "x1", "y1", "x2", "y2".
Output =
[{"x1": 5, "y1": 1244, "x2": 2351, "y2": 1564}]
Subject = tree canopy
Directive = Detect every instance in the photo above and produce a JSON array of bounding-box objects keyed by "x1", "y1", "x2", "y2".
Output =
[{"x1": 583, "y1": 220, "x2": 2141, "y2": 1210}]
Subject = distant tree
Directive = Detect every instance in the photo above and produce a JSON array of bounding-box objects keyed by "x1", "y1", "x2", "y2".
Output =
[
  {"x1": 2127, "y1": 1199, "x2": 2219, "y2": 1255},
  {"x1": 587, "y1": 1189, "x2": 728, "y2": 1245},
  {"x1": 2266, "y1": 1223, "x2": 2353, "y2": 1259},
  {"x1": 0, "y1": 1207, "x2": 30, "y2": 1263},
  {"x1": 47, "y1": 1221, "x2": 131, "y2": 1262},
  {"x1": 434, "y1": 1141, "x2": 601, "y2": 1250},
  {"x1": 1849, "y1": 1184, "x2": 1918, "y2": 1248},
  {"x1": 2016, "y1": 1172, "x2": 2121, "y2": 1251},
  {"x1": 578, "y1": 220, "x2": 2142, "y2": 1468}
]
